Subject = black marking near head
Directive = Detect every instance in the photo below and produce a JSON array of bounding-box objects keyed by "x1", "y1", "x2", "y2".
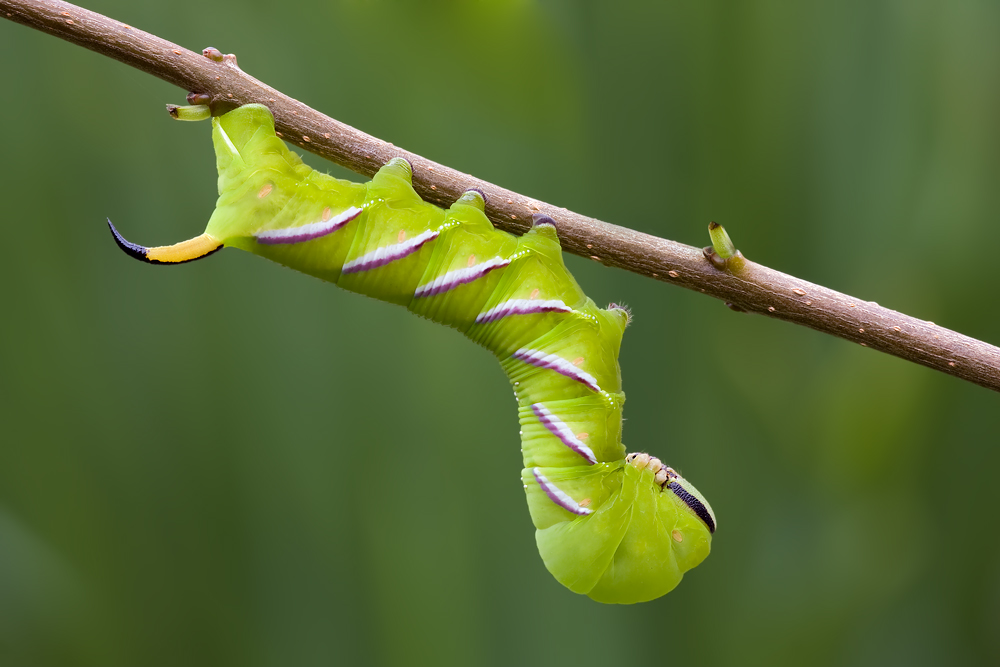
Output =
[
  {"x1": 668, "y1": 481, "x2": 716, "y2": 533},
  {"x1": 107, "y1": 218, "x2": 153, "y2": 263}
]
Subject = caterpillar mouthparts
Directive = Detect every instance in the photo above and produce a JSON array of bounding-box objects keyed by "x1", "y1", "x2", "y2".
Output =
[{"x1": 626, "y1": 451, "x2": 668, "y2": 484}]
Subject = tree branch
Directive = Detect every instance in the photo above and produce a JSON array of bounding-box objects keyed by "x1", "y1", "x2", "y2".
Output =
[{"x1": 4, "y1": 0, "x2": 999, "y2": 392}]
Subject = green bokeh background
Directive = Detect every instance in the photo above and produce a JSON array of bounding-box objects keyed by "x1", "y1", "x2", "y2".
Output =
[{"x1": 2, "y1": 1, "x2": 999, "y2": 665}]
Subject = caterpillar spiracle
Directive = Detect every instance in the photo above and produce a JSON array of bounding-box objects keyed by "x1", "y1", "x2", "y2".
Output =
[{"x1": 108, "y1": 104, "x2": 716, "y2": 604}]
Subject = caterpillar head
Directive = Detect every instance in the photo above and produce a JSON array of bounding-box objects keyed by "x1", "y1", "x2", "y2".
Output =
[
  {"x1": 526, "y1": 454, "x2": 715, "y2": 604},
  {"x1": 625, "y1": 452, "x2": 716, "y2": 535}
]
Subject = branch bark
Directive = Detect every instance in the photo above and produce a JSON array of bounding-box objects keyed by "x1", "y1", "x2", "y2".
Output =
[{"x1": 4, "y1": 0, "x2": 1000, "y2": 392}]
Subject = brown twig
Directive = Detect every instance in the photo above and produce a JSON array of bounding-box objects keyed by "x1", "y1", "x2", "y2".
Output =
[{"x1": 3, "y1": 0, "x2": 999, "y2": 392}]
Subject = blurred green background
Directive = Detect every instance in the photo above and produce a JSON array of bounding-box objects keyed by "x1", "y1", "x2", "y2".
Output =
[{"x1": 2, "y1": 1, "x2": 999, "y2": 665}]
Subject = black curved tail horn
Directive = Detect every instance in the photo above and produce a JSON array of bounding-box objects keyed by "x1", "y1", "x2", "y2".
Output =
[{"x1": 107, "y1": 219, "x2": 222, "y2": 265}]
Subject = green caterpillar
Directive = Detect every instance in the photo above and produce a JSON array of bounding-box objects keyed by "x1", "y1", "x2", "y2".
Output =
[{"x1": 109, "y1": 104, "x2": 716, "y2": 604}]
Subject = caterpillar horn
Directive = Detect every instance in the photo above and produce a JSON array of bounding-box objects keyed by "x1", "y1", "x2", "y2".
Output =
[{"x1": 107, "y1": 219, "x2": 222, "y2": 265}]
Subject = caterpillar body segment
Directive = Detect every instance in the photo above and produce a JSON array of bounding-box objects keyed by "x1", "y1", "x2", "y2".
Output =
[{"x1": 109, "y1": 104, "x2": 715, "y2": 604}]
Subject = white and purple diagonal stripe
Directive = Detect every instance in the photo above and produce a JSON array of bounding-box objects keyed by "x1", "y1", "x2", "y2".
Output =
[
  {"x1": 255, "y1": 206, "x2": 363, "y2": 245},
  {"x1": 511, "y1": 348, "x2": 601, "y2": 393},
  {"x1": 531, "y1": 404, "x2": 597, "y2": 465},
  {"x1": 475, "y1": 299, "x2": 572, "y2": 324},
  {"x1": 414, "y1": 257, "x2": 510, "y2": 298},
  {"x1": 532, "y1": 468, "x2": 592, "y2": 516},
  {"x1": 342, "y1": 229, "x2": 440, "y2": 274}
]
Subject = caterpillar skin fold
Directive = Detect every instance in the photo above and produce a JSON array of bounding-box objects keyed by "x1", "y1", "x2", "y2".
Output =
[{"x1": 108, "y1": 104, "x2": 716, "y2": 604}]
